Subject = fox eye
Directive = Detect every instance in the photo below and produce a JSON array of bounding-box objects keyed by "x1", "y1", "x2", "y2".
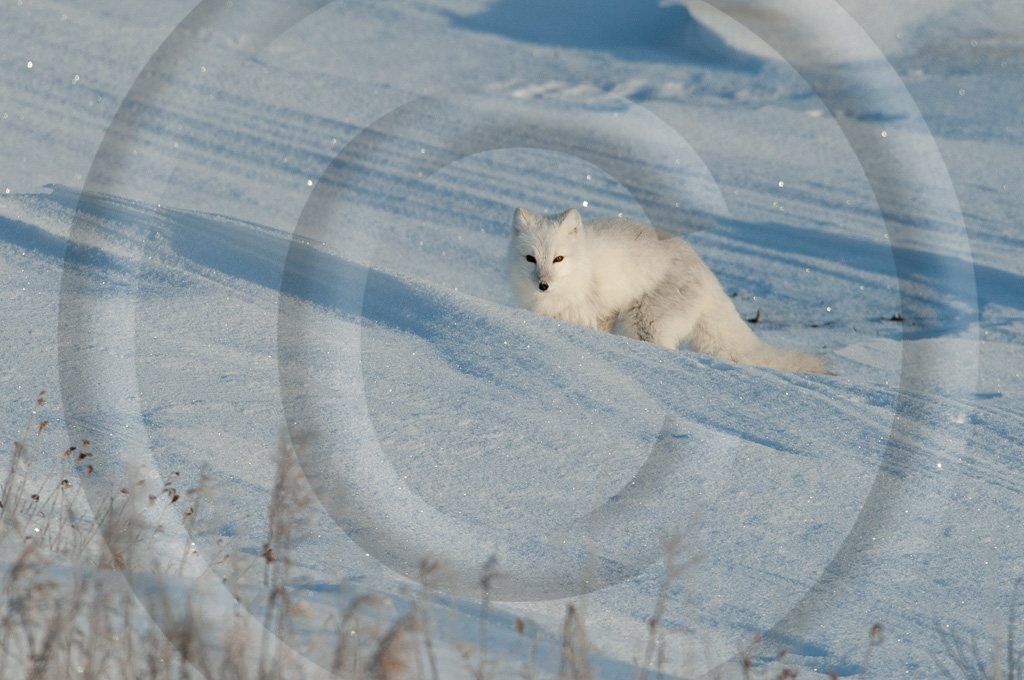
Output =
[
  {"x1": 553, "y1": 256, "x2": 564, "y2": 263},
  {"x1": 525, "y1": 255, "x2": 536, "y2": 263}
]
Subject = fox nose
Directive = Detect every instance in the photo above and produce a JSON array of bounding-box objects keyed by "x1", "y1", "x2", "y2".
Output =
[{"x1": 538, "y1": 281, "x2": 548, "y2": 291}]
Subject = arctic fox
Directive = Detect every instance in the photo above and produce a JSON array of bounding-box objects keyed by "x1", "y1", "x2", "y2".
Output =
[{"x1": 508, "y1": 207, "x2": 828, "y2": 374}]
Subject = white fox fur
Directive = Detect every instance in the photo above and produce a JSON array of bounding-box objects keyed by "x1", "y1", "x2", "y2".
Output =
[{"x1": 508, "y1": 207, "x2": 828, "y2": 374}]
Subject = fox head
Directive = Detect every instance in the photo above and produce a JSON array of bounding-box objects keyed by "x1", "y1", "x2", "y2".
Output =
[{"x1": 509, "y1": 207, "x2": 589, "y2": 305}]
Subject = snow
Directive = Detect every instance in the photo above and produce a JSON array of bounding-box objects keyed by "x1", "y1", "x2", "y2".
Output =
[{"x1": 2, "y1": 0, "x2": 1022, "y2": 677}]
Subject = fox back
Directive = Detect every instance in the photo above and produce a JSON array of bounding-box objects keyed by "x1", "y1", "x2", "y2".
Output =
[{"x1": 508, "y1": 207, "x2": 829, "y2": 373}]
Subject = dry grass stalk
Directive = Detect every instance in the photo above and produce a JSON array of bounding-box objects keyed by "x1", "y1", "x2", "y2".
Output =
[
  {"x1": 515, "y1": 617, "x2": 540, "y2": 680},
  {"x1": 256, "y1": 435, "x2": 319, "y2": 680},
  {"x1": 370, "y1": 612, "x2": 421, "y2": 680},
  {"x1": 330, "y1": 592, "x2": 390, "y2": 678},
  {"x1": 934, "y1": 582, "x2": 1024, "y2": 680},
  {"x1": 558, "y1": 603, "x2": 594, "y2": 680}
]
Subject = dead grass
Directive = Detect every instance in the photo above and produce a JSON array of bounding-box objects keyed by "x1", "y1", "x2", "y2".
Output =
[
  {"x1": 933, "y1": 579, "x2": 1023, "y2": 680},
  {"x1": 1, "y1": 392, "x2": 891, "y2": 679}
]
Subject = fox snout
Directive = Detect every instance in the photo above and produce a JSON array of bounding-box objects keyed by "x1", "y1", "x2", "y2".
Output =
[{"x1": 537, "y1": 267, "x2": 554, "y2": 292}]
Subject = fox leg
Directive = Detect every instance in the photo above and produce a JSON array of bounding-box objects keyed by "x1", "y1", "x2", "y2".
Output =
[
  {"x1": 596, "y1": 313, "x2": 618, "y2": 334},
  {"x1": 619, "y1": 292, "x2": 701, "y2": 350}
]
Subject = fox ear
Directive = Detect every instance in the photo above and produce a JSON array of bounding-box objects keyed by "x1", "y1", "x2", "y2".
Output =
[
  {"x1": 557, "y1": 208, "x2": 582, "y2": 236},
  {"x1": 513, "y1": 207, "x2": 534, "y2": 233}
]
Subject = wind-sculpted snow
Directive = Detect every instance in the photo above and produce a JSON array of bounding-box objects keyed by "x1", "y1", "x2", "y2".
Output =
[
  {"x1": 1, "y1": 158, "x2": 1016, "y2": 672},
  {"x1": 11, "y1": 186, "x2": 899, "y2": 613},
  {"x1": 2, "y1": 0, "x2": 1023, "y2": 676}
]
